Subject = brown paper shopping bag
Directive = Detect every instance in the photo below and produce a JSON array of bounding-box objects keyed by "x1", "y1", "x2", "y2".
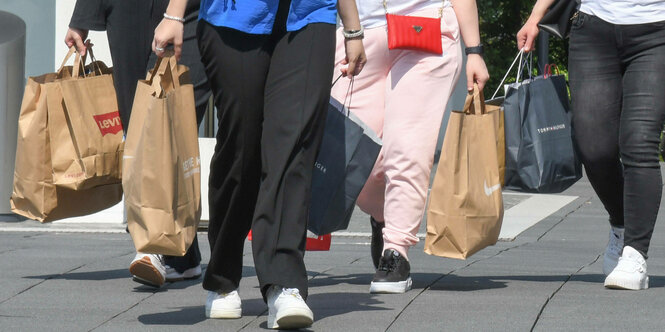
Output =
[
  {"x1": 10, "y1": 47, "x2": 122, "y2": 222},
  {"x1": 486, "y1": 99, "x2": 505, "y2": 186},
  {"x1": 123, "y1": 55, "x2": 201, "y2": 256},
  {"x1": 48, "y1": 47, "x2": 124, "y2": 190},
  {"x1": 424, "y1": 85, "x2": 504, "y2": 259}
]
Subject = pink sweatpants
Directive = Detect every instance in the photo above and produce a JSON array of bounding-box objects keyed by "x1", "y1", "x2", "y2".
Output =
[{"x1": 331, "y1": 6, "x2": 462, "y2": 259}]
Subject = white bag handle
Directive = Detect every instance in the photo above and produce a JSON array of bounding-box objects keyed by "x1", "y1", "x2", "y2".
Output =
[{"x1": 491, "y1": 49, "x2": 534, "y2": 100}]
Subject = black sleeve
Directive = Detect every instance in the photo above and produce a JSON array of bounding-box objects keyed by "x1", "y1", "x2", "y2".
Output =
[{"x1": 69, "y1": 0, "x2": 107, "y2": 31}]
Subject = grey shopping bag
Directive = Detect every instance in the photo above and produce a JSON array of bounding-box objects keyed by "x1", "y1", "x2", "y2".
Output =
[
  {"x1": 308, "y1": 97, "x2": 382, "y2": 236},
  {"x1": 502, "y1": 63, "x2": 582, "y2": 193}
]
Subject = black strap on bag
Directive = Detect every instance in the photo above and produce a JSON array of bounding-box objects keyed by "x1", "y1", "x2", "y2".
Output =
[{"x1": 537, "y1": 0, "x2": 581, "y2": 39}]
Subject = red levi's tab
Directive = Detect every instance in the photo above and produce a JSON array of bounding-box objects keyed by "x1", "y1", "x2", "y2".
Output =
[{"x1": 93, "y1": 111, "x2": 123, "y2": 136}]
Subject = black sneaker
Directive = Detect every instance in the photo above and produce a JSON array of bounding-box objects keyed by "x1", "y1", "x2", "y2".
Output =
[
  {"x1": 369, "y1": 249, "x2": 412, "y2": 294},
  {"x1": 370, "y1": 217, "x2": 384, "y2": 269}
]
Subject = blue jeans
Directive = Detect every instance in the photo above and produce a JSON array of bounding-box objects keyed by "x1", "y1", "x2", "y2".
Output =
[{"x1": 568, "y1": 12, "x2": 665, "y2": 258}]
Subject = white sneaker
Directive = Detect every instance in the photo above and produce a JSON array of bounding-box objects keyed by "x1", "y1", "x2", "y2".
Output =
[
  {"x1": 604, "y1": 246, "x2": 649, "y2": 290},
  {"x1": 603, "y1": 226, "x2": 624, "y2": 275},
  {"x1": 205, "y1": 290, "x2": 242, "y2": 319},
  {"x1": 129, "y1": 253, "x2": 166, "y2": 287},
  {"x1": 165, "y1": 264, "x2": 202, "y2": 282},
  {"x1": 266, "y1": 285, "x2": 313, "y2": 329}
]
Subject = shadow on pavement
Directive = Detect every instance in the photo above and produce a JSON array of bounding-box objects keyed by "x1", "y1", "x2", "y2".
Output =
[
  {"x1": 137, "y1": 298, "x2": 268, "y2": 326},
  {"x1": 308, "y1": 272, "x2": 665, "y2": 291},
  {"x1": 308, "y1": 272, "x2": 374, "y2": 287},
  {"x1": 301, "y1": 292, "x2": 390, "y2": 321},
  {"x1": 24, "y1": 269, "x2": 129, "y2": 281},
  {"x1": 429, "y1": 273, "x2": 665, "y2": 291},
  {"x1": 135, "y1": 292, "x2": 388, "y2": 326},
  {"x1": 138, "y1": 305, "x2": 207, "y2": 325}
]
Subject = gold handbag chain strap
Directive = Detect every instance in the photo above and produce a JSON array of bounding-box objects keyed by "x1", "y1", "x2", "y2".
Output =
[{"x1": 382, "y1": 0, "x2": 446, "y2": 18}]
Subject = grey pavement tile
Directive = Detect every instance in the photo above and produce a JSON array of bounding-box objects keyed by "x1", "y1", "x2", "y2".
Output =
[{"x1": 4, "y1": 169, "x2": 665, "y2": 330}]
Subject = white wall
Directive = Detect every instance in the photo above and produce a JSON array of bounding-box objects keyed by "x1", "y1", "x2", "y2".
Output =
[{"x1": 54, "y1": 0, "x2": 112, "y2": 70}]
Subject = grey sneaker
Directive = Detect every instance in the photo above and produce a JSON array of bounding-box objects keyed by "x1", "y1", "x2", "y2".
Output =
[
  {"x1": 165, "y1": 264, "x2": 202, "y2": 282},
  {"x1": 266, "y1": 285, "x2": 313, "y2": 329},
  {"x1": 603, "y1": 226, "x2": 624, "y2": 275},
  {"x1": 129, "y1": 253, "x2": 166, "y2": 287},
  {"x1": 604, "y1": 246, "x2": 648, "y2": 290}
]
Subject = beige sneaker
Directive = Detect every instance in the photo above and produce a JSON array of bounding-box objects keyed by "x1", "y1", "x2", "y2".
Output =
[{"x1": 129, "y1": 253, "x2": 166, "y2": 287}]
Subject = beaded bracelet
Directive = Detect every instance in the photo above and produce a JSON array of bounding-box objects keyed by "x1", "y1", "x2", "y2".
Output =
[
  {"x1": 342, "y1": 26, "x2": 364, "y2": 39},
  {"x1": 163, "y1": 13, "x2": 185, "y2": 23}
]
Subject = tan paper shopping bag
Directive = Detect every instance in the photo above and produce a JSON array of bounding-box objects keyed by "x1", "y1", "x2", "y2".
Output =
[
  {"x1": 124, "y1": 55, "x2": 201, "y2": 256},
  {"x1": 424, "y1": 86, "x2": 504, "y2": 259},
  {"x1": 486, "y1": 100, "x2": 505, "y2": 186},
  {"x1": 48, "y1": 47, "x2": 123, "y2": 190},
  {"x1": 10, "y1": 47, "x2": 122, "y2": 222}
]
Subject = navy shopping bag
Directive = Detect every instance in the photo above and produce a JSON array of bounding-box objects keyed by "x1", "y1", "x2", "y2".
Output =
[
  {"x1": 308, "y1": 98, "x2": 382, "y2": 235},
  {"x1": 502, "y1": 66, "x2": 582, "y2": 193}
]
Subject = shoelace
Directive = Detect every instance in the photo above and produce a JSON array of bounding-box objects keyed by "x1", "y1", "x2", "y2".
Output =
[
  {"x1": 608, "y1": 229, "x2": 623, "y2": 252},
  {"x1": 282, "y1": 288, "x2": 303, "y2": 299},
  {"x1": 609, "y1": 235, "x2": 621, "y2": 250},
  {"x1": 378, "y1": 256, "x2": 397, "y2": 272},
  {"x1": 152, "y1": 254, "x2": 165, "y2": 265}
]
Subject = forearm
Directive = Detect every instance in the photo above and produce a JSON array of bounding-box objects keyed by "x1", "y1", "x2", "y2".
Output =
[
  {"x1": 337, "y1": 0, "x2": 362, "y2": 30},
  {"x1": 451, "y1": 0, "x2": 481, "y2": 47},
  {"x1": 165, "y1": 0, "x2": 189, "y2": 18},
  {"x1": 524, "y1": 0, "x2": 557, "y2": 25},
  {"x1": 69, "y1": 0, "x2": 105, "y2": 31}
]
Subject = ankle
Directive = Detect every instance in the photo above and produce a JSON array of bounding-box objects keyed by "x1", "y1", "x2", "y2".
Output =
[{"x1": 384, "y1": 246, "x2": 409, "y2": 261}]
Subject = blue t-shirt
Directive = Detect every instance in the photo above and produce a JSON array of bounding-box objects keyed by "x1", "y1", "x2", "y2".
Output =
[{"x1": 199, "y1": 0, "x2": 337, "y2": 34}]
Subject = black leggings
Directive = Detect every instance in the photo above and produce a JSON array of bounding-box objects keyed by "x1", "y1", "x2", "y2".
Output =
[
  {"x1": 568, "y1": 12, "x2": 665, "y2": 258},
  {"x1": 196, "y1": 2, "x2": 335, "y2": 300}
]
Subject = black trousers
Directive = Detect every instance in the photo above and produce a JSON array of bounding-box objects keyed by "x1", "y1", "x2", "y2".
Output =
[
  {"x1": 197, "y1": 2, "x2": 335, "y2": 300},
  {"x1": 69, "y1": 0, "x2": 210, "y2": 271},
  {"x1": 569, "y1": 13, "x2": 665, "y2": 258}
]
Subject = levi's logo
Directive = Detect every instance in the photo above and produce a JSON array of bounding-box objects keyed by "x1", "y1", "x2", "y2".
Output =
[
  {"x1": 183, "y1": 156, "x2": 201, "y2": 178},
  {"x1": 93, "y1": 111, "x2": 123, "y2": 136}
]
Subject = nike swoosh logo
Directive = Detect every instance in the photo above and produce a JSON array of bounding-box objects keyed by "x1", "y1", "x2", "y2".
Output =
[{"x1": 484, "y1": 181, "x2": 501, "y2": 196}]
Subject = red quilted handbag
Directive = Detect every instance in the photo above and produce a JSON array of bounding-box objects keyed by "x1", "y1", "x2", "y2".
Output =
[{"x1": 386, "y1": 13, "x2": 442, "y2": 54}]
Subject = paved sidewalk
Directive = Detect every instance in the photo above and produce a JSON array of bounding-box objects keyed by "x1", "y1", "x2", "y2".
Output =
[{"x1": 2, "y1": 173, "x2": 665, "y2": 331}]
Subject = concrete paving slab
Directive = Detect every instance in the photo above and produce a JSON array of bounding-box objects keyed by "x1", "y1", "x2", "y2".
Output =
[{"x1": 2, "y1": 169, "x2": 665, "y2": 331}]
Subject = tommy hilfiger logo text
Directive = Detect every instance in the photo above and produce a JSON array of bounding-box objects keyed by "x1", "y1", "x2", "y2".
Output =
[
  {"x1": 314, "y1": 161, "x2": 327, "y2": 174},
  {"x1": 537, "y1": 124, "x2": 565, "y2": 134},
  {"x1": 93, "y1": 111, "x2": 123, "y2": 136}
]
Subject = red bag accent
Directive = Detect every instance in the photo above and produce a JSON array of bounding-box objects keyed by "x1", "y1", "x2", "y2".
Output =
[
  {"x1": 247, "y1": 230, "x2": 331, "y2": 251},
  {"x1": 386, "y1": 13, "x2": 443, "y2": 54},
  {"x1": 305, "y1": 234, "x2": 332, "y2": 251}
]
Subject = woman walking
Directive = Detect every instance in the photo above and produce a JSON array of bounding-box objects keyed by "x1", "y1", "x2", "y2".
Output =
[
  {"x1": 153, "y1": 0, "x2": 366, "y2": 328},
  {"x1": 331, "y1": 0, "x2": 488, "y2": 293},
  {"x1": 518, "y1": 0, "x2": 665, "y2": 290}
]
